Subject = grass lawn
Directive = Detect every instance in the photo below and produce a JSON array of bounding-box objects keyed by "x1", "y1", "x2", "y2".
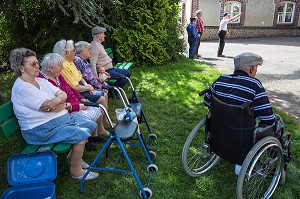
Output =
[{"x1": 0, "y1": 59, "x2": 299, "y2": 198}]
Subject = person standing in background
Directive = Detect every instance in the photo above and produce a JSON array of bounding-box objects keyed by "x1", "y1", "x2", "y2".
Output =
[
  {"x1": 195, "y1": 9, "x2": 204, "y2": 58},
  {"x1": 217, "y1": 12, "x2": 242, "y2": 57},
  {"x1": 186, "y1": 17, "x2": 198, "y2": 60}
]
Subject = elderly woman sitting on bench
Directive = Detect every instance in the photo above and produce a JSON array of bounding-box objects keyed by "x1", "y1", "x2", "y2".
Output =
[{"x1": 9, "y1": 48, "x2": 99, "y2": 180}]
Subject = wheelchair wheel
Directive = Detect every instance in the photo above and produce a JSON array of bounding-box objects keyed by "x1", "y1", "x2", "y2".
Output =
[
  {"x1": 182, "y1": 118, "x2": 219, "y2": 177},
  {"x1": 236, "y1": 136, "x2": 283, "y2": 199}
]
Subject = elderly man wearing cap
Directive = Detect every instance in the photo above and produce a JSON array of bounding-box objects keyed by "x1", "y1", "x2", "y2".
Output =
[
  {"x1": 203, "y1": 52, "x2": 284, "y2": 175},
  {"x1": 217, "y1": 12, "x2": 242, "y2": 57},
  {"x1": 90, "y1": 26, "x2": 131, "y2": 90}
]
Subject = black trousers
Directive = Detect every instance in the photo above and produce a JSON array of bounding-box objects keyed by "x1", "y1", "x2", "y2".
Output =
[
  {"x1": 195, "y1": 32, "x2": 203, "y2": 55},
  {"x1": 218, "y1": 30, "x2": 227, "y2": 55}
]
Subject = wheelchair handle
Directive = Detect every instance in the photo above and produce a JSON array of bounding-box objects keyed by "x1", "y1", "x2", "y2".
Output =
[{"x1": 199, "y1": 89, "x2": 209, "y2": 96}]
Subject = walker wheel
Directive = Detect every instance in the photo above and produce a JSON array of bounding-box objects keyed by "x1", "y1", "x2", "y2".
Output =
[
  {"x1": 149, "y1": 151, "x2": 156, "y2": 159},
  {"x1": 148, "y1": 133, "x2": 157, "y2": 142},
  {"x1": 139, "y1": 187, "x2": 152, "y2": 199},
  {"x1": 147, "y1": 164, "x2": 158, "y2": 172}
]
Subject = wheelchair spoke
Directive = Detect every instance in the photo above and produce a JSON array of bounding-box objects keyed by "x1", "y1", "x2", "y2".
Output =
[
  {"x1": 182, "y1": 119, "x2": 220, "y2": 177},
  {"x1": 238, "y1": 137, "x2": 283, "y2": 199}
]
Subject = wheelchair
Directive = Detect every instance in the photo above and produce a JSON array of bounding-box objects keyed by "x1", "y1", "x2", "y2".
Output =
[
  {"x1": 79, "y1": 102, "x2": 158, "y2": 199},
  {"x1": 182, "y1": 90, "x2": 291, "y2": 199}
]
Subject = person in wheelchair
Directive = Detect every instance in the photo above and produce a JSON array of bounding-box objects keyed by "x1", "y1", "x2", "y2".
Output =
[{"x1": 203, "y1": 52, "x2": 283, "y2": 174}]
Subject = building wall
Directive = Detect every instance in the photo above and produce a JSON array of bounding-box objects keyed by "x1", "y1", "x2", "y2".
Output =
[
  {"x1": 198, "y1": 0, "x2": 221, "y2": 26},
  {"x1": 202, "y1": 26, "x2": 300, "y2": 40},
  {"x1": 245, "y1": 0, "x2": 275, "y2": 26},
  {"x1": 185, "y1": 0, "x2": 300, "y2": 40}
]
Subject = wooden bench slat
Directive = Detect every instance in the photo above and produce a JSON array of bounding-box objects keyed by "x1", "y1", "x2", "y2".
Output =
[
  {"x1": 37, "y1": 144, "x2": 55, "y2": 152},
  {"x1": 21, "y1": 145, "x2": 41, "y2": 154},
  {"x1": 0, "y1": 116, "x2": 20, "y2": 139},
  {"x1": 106, "y1": 48, "x2": 114, "y2": 59},
  {"x1": 123, "y1": 62, "x2": 133, "y2": 70},
  {"x1": 114, "y1": 63, "x2": 122, "y2": 68},
  {"x1": 0, "y1": 101, "x2": 14, "y2": 123},
  {"x1": 53, "y1": 143, "x2": 72, "y2": 153}
]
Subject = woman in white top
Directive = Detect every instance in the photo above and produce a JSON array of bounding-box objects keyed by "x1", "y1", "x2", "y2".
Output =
[
  {"x1": 218, "y1": 12, "x2": 242, "y2": 57},
  {"x1": 10, "y1": 48, "x2": 99, "y2": 180}
]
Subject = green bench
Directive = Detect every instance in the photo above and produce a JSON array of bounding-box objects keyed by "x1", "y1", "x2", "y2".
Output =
[
  {"x1": 105, "y1": 48, "x2": 134, "y2": 98},
  {"x1": 0, "y1": 101, "x2": 72, "y2": 170},
  {"x1": 105, "y1": 48, "x2": 133, "y2": 85}
]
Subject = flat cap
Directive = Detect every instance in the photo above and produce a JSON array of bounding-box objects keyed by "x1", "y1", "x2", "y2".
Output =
[
  {"x1": 234, "y1": 52, "x2": 263, "y2": 68},
  {"x1": 91, "y1": 26, "x2": 106, "y2": 36}
]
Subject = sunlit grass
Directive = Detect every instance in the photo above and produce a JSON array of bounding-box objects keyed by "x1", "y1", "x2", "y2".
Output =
[{"x1": 0, "y1": 59, "x2": 299, "y2": 198}]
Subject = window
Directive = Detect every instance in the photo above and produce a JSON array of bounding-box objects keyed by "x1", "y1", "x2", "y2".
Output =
[
  {"x1": 277, "y1": 2, "x2": 295, "y2": 24},
  {"x1": 224, "y1": 1, "x2": 241, "y2": 23}
]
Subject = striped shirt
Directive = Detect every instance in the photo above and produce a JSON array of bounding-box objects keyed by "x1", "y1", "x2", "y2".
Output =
[{"x1": 204, "y1": 70, "x2": 275, "y2": 125}]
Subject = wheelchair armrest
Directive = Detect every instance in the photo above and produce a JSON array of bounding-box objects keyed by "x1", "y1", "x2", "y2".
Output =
[{"x1": 253, "y1": 125, "x2": 274, "y2": 143}]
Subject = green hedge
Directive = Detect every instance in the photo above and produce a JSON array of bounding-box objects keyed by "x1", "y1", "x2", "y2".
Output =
[{"x1": 113, "y1": 0, "x2": 185, "y2": 66}]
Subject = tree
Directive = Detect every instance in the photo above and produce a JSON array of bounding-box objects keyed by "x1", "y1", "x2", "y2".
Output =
[
  {"x1": 0, "y1": 0, "x2": 185, "y2": 67},
  {"x1": 112, "y1": 0, "x2": 185, "y2": 66}
]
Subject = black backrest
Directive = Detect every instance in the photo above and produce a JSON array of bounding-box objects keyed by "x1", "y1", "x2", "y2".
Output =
[{"x1": 209, "y1": 94, "x2": 255, "y2": 165}]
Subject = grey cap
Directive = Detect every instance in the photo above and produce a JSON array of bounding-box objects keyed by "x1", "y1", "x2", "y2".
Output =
[
  {"x1": 234, "y1": 52, "x2": 263, "y2": 68},
  {"x1": 91, "y1": 26, "x2": 106, "y2": 36}
]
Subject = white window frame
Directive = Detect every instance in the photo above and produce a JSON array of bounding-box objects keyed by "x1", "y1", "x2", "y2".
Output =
[
  {"x1": 277, "y1": 2, "x2": 295, "y2": 24},
  {"x1": 224, "y1": 1, "x2": 241, "y2": 24}
]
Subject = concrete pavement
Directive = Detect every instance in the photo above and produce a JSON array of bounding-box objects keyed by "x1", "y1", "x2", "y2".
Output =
[{"x1": 195, "y1": 37, "x2": 300, "y2": 120}]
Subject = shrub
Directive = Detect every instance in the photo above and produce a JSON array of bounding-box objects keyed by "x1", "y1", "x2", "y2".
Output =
[{"x1": 112, "y1": 0, "x2": 185, "y2": 66}]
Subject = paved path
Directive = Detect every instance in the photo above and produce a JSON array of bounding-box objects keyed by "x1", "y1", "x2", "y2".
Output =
[{"x1": 195, "y1": 37, "x2": 300, "y2": 120}]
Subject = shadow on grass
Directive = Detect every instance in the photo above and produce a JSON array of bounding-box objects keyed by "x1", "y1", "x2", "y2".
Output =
[{"x1": 1, "y1": 59, "x2": 299, "y2": 198}]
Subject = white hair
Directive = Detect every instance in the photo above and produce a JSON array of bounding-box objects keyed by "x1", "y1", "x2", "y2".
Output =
[
  {"x1": 75, "y1": 41, "x2": 90, "y2": 54},
  {"x1": 53, "y1": 39, "x2": 74, "y2": 57},
  {"x1": 40, "y1": 53, "x2": 64, "y2": 71}
]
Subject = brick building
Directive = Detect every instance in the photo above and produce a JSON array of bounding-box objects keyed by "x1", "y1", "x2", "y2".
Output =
[{"x1": 180, "y1": 0, "x2": 300, "y2": 40}]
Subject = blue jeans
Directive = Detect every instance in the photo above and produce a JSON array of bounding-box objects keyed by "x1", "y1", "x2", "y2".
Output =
[
  {"x1": 188, "y1": 37, "x2": 197, "y2": 59},
  {"x1": 106, "y1": 68, "x2": 131, "y2": 88}
]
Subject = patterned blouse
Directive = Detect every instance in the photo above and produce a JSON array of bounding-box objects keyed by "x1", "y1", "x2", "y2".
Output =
[{"x1": 73, "y1": 55, "x2": 106, "y2": 91}]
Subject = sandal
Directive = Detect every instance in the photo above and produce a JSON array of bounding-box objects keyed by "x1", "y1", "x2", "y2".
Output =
[
  {"x1": 81, "y1": 160, "x2": 90, "y2": 169},
  {"x1": 72, "y1": 170, "x2": 99, "y2": 180},
  {"x1": 69, "y1": 159, "x2": 90, "y2": 169},
  {"x1": 98, "y1": 130, "x2": 110, "y2": 137}
]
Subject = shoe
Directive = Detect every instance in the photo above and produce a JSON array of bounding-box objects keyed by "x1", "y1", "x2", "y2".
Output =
[
  {"x1": 195, "y1": 54, "x2": 201, "y2": 58},
  {"x1": 81, "y1": 160, "x2": 90, "y2": 169},
  {"x1": 69, "y1": 159, "x2": 90, "y2": 169},
  {"x1": 72, "y1": 170, "x2": 99, "y2": 180},
  {"x1": 217, "y1": 54, "x2": 225, "y2": 57},
  {"x1": 235, "y1": 164, "x2": 242, "y2": 175},
  {"x1": 88, "y1": 135, "x2": 106, "y2": 143},
  {"x1": 85, "y1": 142, "x2": 97, "y2": 151}
]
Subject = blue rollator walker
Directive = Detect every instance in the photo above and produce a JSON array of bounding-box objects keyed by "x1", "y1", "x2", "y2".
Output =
[
  {"x1": 107, "y1": 77, "x2": 157, "y2": 153},
  {"x1": 79, "y1": 97, "x2": 158, "y2": 198}
]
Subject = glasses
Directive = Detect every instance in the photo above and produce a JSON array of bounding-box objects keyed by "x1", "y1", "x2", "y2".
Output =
[{"x1": 23, "y1": 61, "x2": 39, "y2": 68}]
